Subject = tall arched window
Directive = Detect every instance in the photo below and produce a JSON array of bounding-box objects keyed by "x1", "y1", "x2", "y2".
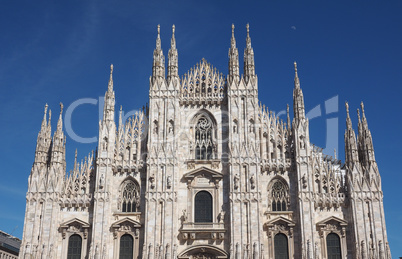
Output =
[
  {"x1": 194, "y1": 191, "x2": 213, "y2": 222},
  {"x1": 195, "y1": 116, "x2": 213, "y2": 160},
  {"x1": 270, "y1": 180, "x2": 289, "y2": 211},
  {"x1": 121, "y1": 180, "x2": 140, "y2": 212},
  {"x1": 119, "y1": 234, "x2": 133, "y2": 259},
  {"x1": 67, "y1": 234, "x2": 82, "y2": 259},
  {"x1": 326, "y1": 233, "x2": 341, "y2": 259},
  {"x1": 274, "y1": 233, "x2": 289, "y2": 259}
]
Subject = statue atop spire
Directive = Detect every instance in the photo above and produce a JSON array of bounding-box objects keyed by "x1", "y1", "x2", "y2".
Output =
[
  {"x1": 228, "y1": 24, "x2": 239, "y2": 85},
  {"x1": 243, "y1": 23, "x2": 255, "y2": 84}
]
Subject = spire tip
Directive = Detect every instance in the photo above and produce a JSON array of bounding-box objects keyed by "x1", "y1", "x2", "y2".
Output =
[
  {"x1": 360, "y1": 101, "x2": 365, "y2": 116},
  {"x1": 59, "y1": 102, "x2": 63, "y2": 115}
]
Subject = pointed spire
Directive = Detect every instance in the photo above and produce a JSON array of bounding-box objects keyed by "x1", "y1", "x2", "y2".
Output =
[
  {"x1": 156, "y1": 24, "x2": 161, "y2": 50},
  {"x1": 57, "y1": 102, "x2": 63, "y2": 132},
  {"x1": 287, "y1": 104, "x2": 291, "y2": 129},
  {"x1": 48, "y1": 108, "x2": 52, "y2": 131},
  {"x1": 41, "y1": 104, "x2": 48, "y2": 130},
  {"x1": 293, "y1": 61, "x2": 305, "y2": 124},
  {"x1": 246, "y1": 23, "x2": 251, "y2": 48},
  {"x1": 360, "y1": 101, "x2": 368, "y2": 126},
  {"x1": 231, "y1": 24, "x2": 236, "y2": 49},
  {"x1": 152, "y1": 24, "x2": 165, "y2": 83},
  {"x1": 294, "y1": 61, "x2": 300, "y2": 89},
  {"x1": 34, "y1": 104, "x2": 52, "y2": 166},
  {"x1": 357, "y1": 101, "x2": 376, "y2": 165},
  {"x1": 171, "y1": 24, "x2": 176, "y2": 49},
  {"x1": 108, "y1": 64, "x2": 113, "y2": 92},
  {"x1": 344, "y1": 102, "x2": 359, "y2": 165},
  {"x1": 103, "y1": 65, "x2": 115, "y2": 123},
  {"x1": 74, "y1": 149, "x2": 78, "y2": 172},
  {"x1": 228, "y1": 24, "x2": 240, "y2": 85},
  {"x1": 243, "y1": 23, "x2": 255, "y2": 83},
  {"x1": 51, "y1": 102, "x2": 66, "y2": 166},
  {"x1": 167, "y1": 24, "x2": 178, "y2": 84},
  {"x1": 346, "y1": 101, "x2": 352, "y2": 129}
]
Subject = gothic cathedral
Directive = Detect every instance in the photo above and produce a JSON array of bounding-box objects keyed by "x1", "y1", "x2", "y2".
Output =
[{"x1": 20, "y1": 24, "x2": 391, "y2": 259}]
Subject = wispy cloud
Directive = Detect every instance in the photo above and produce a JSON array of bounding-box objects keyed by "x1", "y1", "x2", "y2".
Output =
[
  {"x1": 291, "y1": 26, "x2": 297, "y2": 30},
  {"x1": 0, "y1": 183, "x2": 26, "y2": 198}
]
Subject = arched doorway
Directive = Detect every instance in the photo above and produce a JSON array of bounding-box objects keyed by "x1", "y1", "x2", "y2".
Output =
[
  {"x1": 274, "y1": 233, "x2": 289, "y2": 259},
  {"x1": 178, "y1": 245, "x2": 228, "y2": 259},
  {"x1": 326, "y1": 233, "x2": 341, "y2": 259}
]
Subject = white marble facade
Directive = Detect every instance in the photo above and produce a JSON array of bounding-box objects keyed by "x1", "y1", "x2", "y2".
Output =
[{"x1": 20, "y1": 24, "x2": 392, "y2": 259}]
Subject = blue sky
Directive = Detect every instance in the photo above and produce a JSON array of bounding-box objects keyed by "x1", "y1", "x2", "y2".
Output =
[{"x1": 0, "y1": 0, "x2": 401, "y2": 255}]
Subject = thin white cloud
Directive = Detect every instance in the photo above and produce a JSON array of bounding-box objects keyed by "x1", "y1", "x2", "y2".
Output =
[{"x1": 291, "y1": 26, "x2": 297, "y2": 30}]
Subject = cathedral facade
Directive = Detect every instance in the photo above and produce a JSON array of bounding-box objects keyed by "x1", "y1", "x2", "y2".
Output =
[{"x1": 20, "y1": 24, "x2": 391, "y2": 259}]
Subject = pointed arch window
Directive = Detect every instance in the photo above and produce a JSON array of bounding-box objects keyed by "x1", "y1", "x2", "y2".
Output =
[
  {"x1": 326, "y1": 233, "x2": 341, "y2": 259},
  {"x1": 121, "y1": 180, "x2": 140, "y2": 212},
  {"x1": 270, "y1": 180, "x2": 289, "y2": 211},
  {"x1": 274, "y1": 233, "x2": 289, "y2": 259},
  {"x1": 67, "y1": 234, "x2": 82, "y2": 259},
  {"x1": 195, "y1": 116, "x2": 213, "y2": 160},
  {"x1": 119, "y1": 234, "x2": 134, "y2": 259},
  {"x1": 194, "y1": 191, "x2": 213, "y2": 222}
]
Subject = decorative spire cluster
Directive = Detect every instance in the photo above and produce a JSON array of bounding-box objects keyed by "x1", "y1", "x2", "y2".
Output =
[{"x1": 344, "y1": 101, "x2": 376, "y2": 170}]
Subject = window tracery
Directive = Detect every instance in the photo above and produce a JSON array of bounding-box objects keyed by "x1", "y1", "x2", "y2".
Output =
[
  {"x1": 270, "y1": 180, "x2": 289, "y2": 212},
  {"x1": 121, "y1": 180, "x2": 140, "y2": 213},
  {"x1": 195, "y1": 116, "x2": 214, "y2": 160}
]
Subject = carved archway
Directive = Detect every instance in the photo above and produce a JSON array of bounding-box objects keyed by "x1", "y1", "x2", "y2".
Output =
[{"x1": 178, "y1": 245, "x2": 228, "y2": 259}]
